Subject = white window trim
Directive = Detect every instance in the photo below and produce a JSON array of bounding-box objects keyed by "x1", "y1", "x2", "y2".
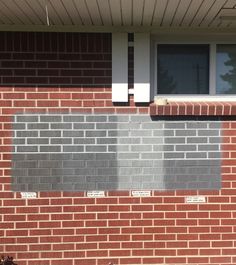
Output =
[{"x1": 154, "y1": 39, "x2": 236, "y2": 101}]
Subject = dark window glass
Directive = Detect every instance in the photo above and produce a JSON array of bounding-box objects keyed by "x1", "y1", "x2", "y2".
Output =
[
  {"x1": 157, "y1": 44, "x2": 209, "y2": 94},
  {"x1": 216, "y1": 44, "x2": 236, "y2": 94}
]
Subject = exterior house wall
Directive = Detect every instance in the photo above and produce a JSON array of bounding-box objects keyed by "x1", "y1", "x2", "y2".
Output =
[{"x1": 1, "y1": 32, "x2": 236, "y2": 265}]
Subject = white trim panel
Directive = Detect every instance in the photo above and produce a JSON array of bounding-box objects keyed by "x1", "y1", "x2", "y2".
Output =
[
  {"x1": 112, "y1": 33, "x2": 128, "y2": 102},
  {"x1": 134, "y1": 33, "x2": 150, "y2": 102}
]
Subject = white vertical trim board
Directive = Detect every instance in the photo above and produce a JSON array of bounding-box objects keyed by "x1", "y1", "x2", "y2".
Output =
[
  {"x1": 134, "y1": 33, "x2": 151, "y2": 102},
  {"x1": 112, "y1": 33, "x2": 128, "y2": 102}
]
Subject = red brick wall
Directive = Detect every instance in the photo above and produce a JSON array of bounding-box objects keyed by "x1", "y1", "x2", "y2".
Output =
[{"x1": 1, "y1": 32, "x2": 236, "y2": 265}]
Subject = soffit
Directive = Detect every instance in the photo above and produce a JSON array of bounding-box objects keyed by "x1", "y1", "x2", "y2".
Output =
[{"x1": 1, "y1": 0, "x2": 236, "y2": 31}]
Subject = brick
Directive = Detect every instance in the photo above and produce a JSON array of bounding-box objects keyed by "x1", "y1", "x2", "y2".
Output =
[
  {"x1": 13, "y1": 100, "x2": 36, "y2": 107},
  {"x1": 74, "y1": 259, "x2": 95, "y2": 265},
  {"x1": 155, "y1": 249, "x2": 176, "y2": 256},
  {"x1": 41, "y1": 253, "x2": 63, "y2": 259},
  {"x1": 30, "y1": 244, "x2": 52, "y2": 251},
  {"x1": 187, "y1": 257, "x2": 209, "y2": 264},
  {"x1": 210, "y1": 257, "x2": 231, "y2": 263},
  {"x1": 165, "y1": 257, "x2": 187, "y2": 264},
  {"x1": 186, "y1": 152, "x2": 207, "y2": 158}
]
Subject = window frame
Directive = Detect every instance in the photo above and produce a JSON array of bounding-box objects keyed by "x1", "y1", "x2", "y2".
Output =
[{"x1": 153, "y1": 39, "x2": 236, "y2": 100}]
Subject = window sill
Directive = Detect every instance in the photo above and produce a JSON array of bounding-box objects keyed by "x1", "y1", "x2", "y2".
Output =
[{"x1": 150, "y1": 101, "x2": 236, "y2": 116}]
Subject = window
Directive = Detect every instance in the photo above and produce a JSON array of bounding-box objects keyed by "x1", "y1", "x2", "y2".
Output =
[
  {"x1": 216, "y1": 45, "x2": 236, "y2": 94},
  {"x1": 156, "y1": 43, "x2": 236, "y2": 95}
]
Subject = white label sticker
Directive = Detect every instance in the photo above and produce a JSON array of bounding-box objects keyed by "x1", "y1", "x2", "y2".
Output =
[
  {"x1": 87, "y1": 191, "x2": 105, "y2": 198},
  {"x1": 132, "y1": 191, "x2": 151, "y2": 197},
  {"x1": 185, "y1": 196, "x2": 206, "y2": 203},
  {"x1": 20, "y1": 192, "x2": 37, "y2": 199}
]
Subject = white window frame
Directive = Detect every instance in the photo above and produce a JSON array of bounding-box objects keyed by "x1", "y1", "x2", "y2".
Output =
[{"x1": 154, "y1": 38, "x2": 236, "y2": 102}]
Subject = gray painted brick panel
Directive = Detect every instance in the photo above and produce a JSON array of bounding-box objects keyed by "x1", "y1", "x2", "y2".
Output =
[
  {"x1": 40, "y1": 146, "x2": 61, "y2": 152},
  {"x1": 17, "y1": 116, "x2": 38, "y2": 122},
  {"x1": 164, "y1": 137, "x2": 185, "y2": 144},
  {"x1": 86, "y1": 146, "x2": 107, "y2": 152},
  {"x1": 153, "y1": 145, "x2": 174, "y2": 152},
  {"x1": 97, "y1": 138, "x2": 117, "y2": 144},
  {"x1": 28, "y1": 168, "x2": 50, "y2": 176},
  {"x1": 13, "y1": 123, "x2": 26, "y2": 130},
  {"x1": 186, "y1": 122, "x2": 207, "y2": 129},
  {"x1": 109, "y1": 160, "x2": 132, "y2": 167},
  {"x1": 197, "y1": 160, "x2": 221, "y2": 166},
  {"x1": 73, "y1": 153, "x2": 95, "y2": 160},
  {"x1": 130, "y1": 130, "x2": 152, "y2": 137},
  {"x1": 186, "y1": 152, "x2": 207, "y2": 159},
  {"x1": 52, "y1": 168, "x2": 74, "y2": 176},
  {"x1": 153, "y1": 130, "x2": 174, "y2": 137},
  {"x1": 141, "y1": 153, "x2": 162, "y2": 160},
  {"x1": 165, "y1": 123, "x2": 185, "y2": 129},
  {"x1": 39, "y1": 176, "x2": 62, "y2": 184},
  {"x1": 74, "y1": 138, "x2": 95, "y2": 145},
  {"x1": 131, "y1": 145, "x2": 152, "y2": 152},
  {"x1": 39, "y1": 161, "x2": 62, "y2": 168},
  {"x1": 96, "y1": 123, "x2": 117, "y2": 129},
  {"x1": 63, "y1": 131, "x2": 84, "y2": 137},
  {"x1": 130, "y1": 115, "x2": 151, "y2": 122},
  {"x1": 28, "y1": 123, "x2": 49, "y2": 130},
  {"x1": 40, "y1": 115, "x2": 62, "y2": 122},
  {"x1": 209, "y1": 137, "x2": 222, "y2": 144},
  {"x1": 118, "y1": 153, "x2": 140, "y2": 159},
  {"x1": 198, "y1": 130, "x2": 219, "y2": 136},
  {"x1": 164, "y1": 152, "x2": 185, "y2": 159},
  {"x1": 208, "y1": 152, "x2": 221, "y2": 159},
  {"x1": 27, "y1": 138, "x2": 49, "y2": 145},
  {"x1": 27, "y1": 154, "x2": 50, "y2": 160},
  {"x1": 187, "y1": 137, "x2": 208, "y2": 144},
  {"x1": 108, "y1": 130, "x2": 129, "y2": 137},
  {"x1": 40, "y1": 131, "x2": 61, "y2": 137},
  {"x1": 142, "y1": 123, "x2": 164, "y2": 129},
  {"x1": 108, "y1": 116, "x2": 129, "y2": 122},
  {"x1": 175, "y1": 160, "x2": 198, "y2": 166},
  {"x1": 117, "y1": 123, "x2": 140, "y2": 130},
  {"x1": 118, "y1": 138, "x2": 141, "y2": 144},
  {"x1": 14, "y1": 139, "x2": 26, "y2": 145},
  {"x1": 175, "y1": 130, "x2": 196, "y2": 136},
  {"x1": 63, "y1": 116, "x2": 85, "y2": 122},
  {"x1": 17, "y1": 146, "x2": 38, "y2": 152},
  {"x1": 17, "y1": 131, "x2": 38, "y2": 137},
  {"x1": 132, "y1": 161, "x2": 153, "y2": 167},
  {"x1": 63, "y1": 161, "x2": 86, "y2": 168},
  {"x1": 74, "y1": 168, "x2": 96, "y2": 176},
  {"x1": 209, "y1": 123, "x2": 222, "y2": 129},
  {"x1": 142, "y1": 138, "x2": 163, "y2": 144},
  {"x1": 12, "y1": 114, "x2": 222, "y2": 191},
  {"x1": 176, "y1": 145, "x2": 196, "y2": 151},
  {"x1": 108, "y1": 145, "x2": 129, "y2": 152},
  {"x1": 198, "y1": 145, "x2": 220, "y2": 151},
  {"x1": 12, "y1": 169, "x2": 28, "y2": 176},
  {"x1": 63, "y1": 146, "x2": 84, "y2": 152},
  {"x1": 63, "y1": 176, "x2": 86, "y2": 183},
  {"x1": 87, "y1": 161, "x2": 109, "y2": 168},
  {"x1": 51, "y1": 153, "x2": 73, "y2": 160},
  {"x1": 86, "y1": 115, "x2": 107, "y2": 122},
  {"x1": 86, "y1": 130, "x2": 106, "y2": 137},
  {"x1": 14, "y1": 161, "x2": 38, "y2": 168},
  {"x1": 74, "y1": 123, "x2": 94, "y2": 129},
  {"x1": 51, "y1": 138, "x2": 72, "y2": 145},
  {"x1": 51, "y1": 123, "x2": 72, "y2": 130}
]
